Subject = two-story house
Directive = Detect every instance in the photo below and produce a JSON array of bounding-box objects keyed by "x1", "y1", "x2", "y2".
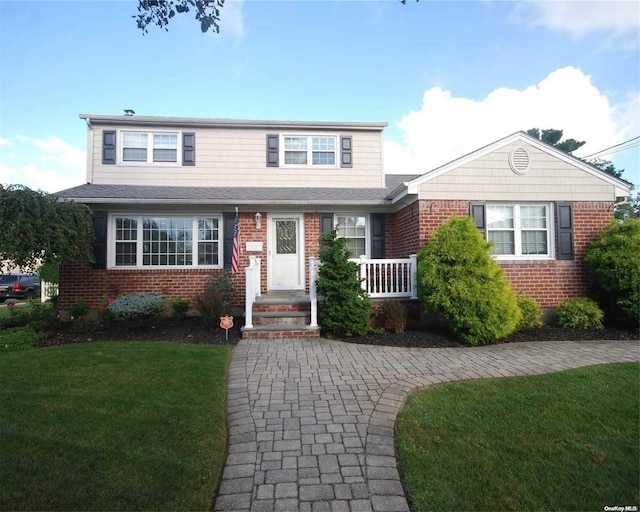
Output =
[{"x1": 57, "y1": 113, "x2": 633, "y2": 338}]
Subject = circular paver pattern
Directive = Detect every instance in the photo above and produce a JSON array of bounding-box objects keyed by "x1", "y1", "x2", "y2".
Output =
[{"x1": 214, "y1": 338, "x2": 639, "y2": 512}]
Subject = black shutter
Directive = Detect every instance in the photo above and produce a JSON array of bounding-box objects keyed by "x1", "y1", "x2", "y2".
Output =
[
  {"x1": 320, "y1": 213, "x2": 334, "y2": 252},
  {"x1": 556, "y1": 203, "x2": 574, "y2": 260},
  {"x1": 340, "y1": 136, "x2": 352, "y2": 168},
  {"x1": 470, "y1": 203, "x2": 486, "y2": 234},
  {"x1": 183, "y1": 132, "x2": 195, "y2": 166},
  {"x1": 371, "y1": 213, "x2": 385, "y2": 259},
  {"x1": 223, "y1": 214, "x2": 235, "y2": 269},
  {"x1": 102, "y1": 131, "x2": 116, "y2": 165},
  {"x1": 266, "y1": 134, "x2": 279, "y2": 167},
  {"x1": 91, "y1": 212, "x2": 108, "y2": 269}
]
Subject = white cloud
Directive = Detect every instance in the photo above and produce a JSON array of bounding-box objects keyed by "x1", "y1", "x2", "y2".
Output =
[
  {"x1": 221, "y1": 0, "x2": 244, "y2": 38},
  {"x1": 384, "y1": 66, "x2": 632, "y2": 176},
  {"x1": 511, "y1": 1, "x2": 639, "y2": 43},
  {"x1": 0, "y1": 137, "x2": 11, "y2": 147},
  {"x1": 0, "y1": 136, "x2": 85, "y2": 193}
]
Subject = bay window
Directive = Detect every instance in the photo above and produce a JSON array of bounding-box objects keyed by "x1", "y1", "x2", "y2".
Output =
[{"x1": 113, "y1": 215, "x2": 220, "y2": 268}]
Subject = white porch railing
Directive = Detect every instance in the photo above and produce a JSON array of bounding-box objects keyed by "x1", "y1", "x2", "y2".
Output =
[
  {"x1": 245, "y1": 255, "x2": 417, "y2": 329},
  {"x1": 41, "y1": 282, "x2": 58, "y2": 302},
  {"x1": 353, "y1": 255, "x2": 418, "y2": 299},
  {"x1": 244, "y1": 256, "x2": 261, "y2": 329}
]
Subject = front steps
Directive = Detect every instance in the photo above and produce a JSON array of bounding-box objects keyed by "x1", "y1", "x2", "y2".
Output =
[{"x1": 241, "y1": 292, "x2": 320, "y2": 339}]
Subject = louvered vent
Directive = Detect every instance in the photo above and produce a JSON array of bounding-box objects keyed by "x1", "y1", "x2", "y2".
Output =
[{"x1": 509, "y1": 147, "x2": 530, "y2": 174}]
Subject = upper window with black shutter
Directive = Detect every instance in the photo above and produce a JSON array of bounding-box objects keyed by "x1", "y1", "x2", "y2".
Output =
[
  {"x1": 111, "y1": 130, "x2": 191, "y2": 166},
  {"x1": 277, "y1": 134, "x2": 340, "y2": 168}
]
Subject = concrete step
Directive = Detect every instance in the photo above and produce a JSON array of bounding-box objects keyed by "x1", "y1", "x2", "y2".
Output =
[{"x1": 241, "y1": 324, "x2": 320, "y2": 339}]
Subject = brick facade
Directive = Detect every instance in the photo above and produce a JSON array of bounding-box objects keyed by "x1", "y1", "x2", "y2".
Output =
[{"x1": 58, "y1": 202, "x2": 614, "y2": 311}]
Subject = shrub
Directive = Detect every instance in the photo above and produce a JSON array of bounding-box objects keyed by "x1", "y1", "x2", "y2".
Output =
[
  {"x1": 196, "y1": 271, "x2": 236, "y2": 329},
  {"x1": 516, "y1": 296, "x2": 544, "y2": 331},
  {"x1": 417, "y1": 216, "x2": 521, "y2": 345},
  {"x1": 556, "y1": 298, "x2": 604, "y2": 330},
  {"x1": 0, "y1": 326, "x2": 43, "y2": 352},
  {"x1": 317, "y1": 229, "x2": 374, "y2": 337},
  {"x1": 108, "y1": 293, "x2": 165, "y2": 320},
  {"x1": 584, "y1": 218, "x2": 640, "y2": 326},
  {"x1": 381, "y1": 301, "x2": 408, "y2": 334},
  {"x1": 169, "y1": 297, "x2": 191, "y2": 319},
  {"x1": 70, "y1": 298, "x2": 90, "y2": 320}
]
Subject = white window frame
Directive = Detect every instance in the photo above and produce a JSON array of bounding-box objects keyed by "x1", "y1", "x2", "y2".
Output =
[
  {"x1": 109, "y1": 214, "x2": 222, "y2": 269},
  {"x1": 280, "y1": 134, "x2": 339, "y2": 168},
  {"x1": 118, "y1": 130, "x2": 182, "y2": 166},
  {"x1": 335, "y1": 214, "x2": 369, "y2": 258},
  {"x1": 486, "y1": 203, "x2": 554, "y2": 260}
]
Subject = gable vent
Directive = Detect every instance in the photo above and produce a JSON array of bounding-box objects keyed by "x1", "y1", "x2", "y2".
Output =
[{"x1": 509, "y1": 147, "x2": 530, "y2": 175}]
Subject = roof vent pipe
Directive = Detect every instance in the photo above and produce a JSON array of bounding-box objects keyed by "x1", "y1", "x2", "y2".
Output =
[{"x1": 124, "y1": 109, "x2": 135, "y2": 116}]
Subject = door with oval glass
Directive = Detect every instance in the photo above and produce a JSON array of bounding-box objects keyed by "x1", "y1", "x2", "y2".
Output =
[{"x1": 268, "y1": 214, "x2": 304, "y2": 290}]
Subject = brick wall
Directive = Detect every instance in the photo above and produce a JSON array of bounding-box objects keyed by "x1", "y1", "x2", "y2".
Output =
[{"x1": 401, "y1": 199, "x2": 614, "y2": 308}]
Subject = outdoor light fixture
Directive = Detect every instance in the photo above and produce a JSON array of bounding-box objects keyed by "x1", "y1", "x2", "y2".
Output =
[{"x1": 255, "y1": 212, "x2": 262, "y2": 229}]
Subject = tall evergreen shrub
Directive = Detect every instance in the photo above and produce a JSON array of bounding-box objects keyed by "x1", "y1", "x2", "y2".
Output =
[
  {"x1": 417, "y1": 216, "x2": 521, "y2": 345},
  {"x1": 316, "y1": 229, "x2": 373, "y2": 337},
  {"x1": 584, "y1": 218, "x2": 640, "y2": 326}
]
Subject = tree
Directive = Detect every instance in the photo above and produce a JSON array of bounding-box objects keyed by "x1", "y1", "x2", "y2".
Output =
[
  {"x1": 526, "y1": 127, "x2": 585, "y2": 154},
  {"x1": 614, "y1": 194, "x2": 640, "y2": 221},
  {"x1": 527, "y1": 127, "x2": 628, "y2": 180},
  {"x1": 316, "y1": 229, "x2": 374, "y2": 337},
  {"x1": 135, "y1": 0, "x2": 417, "y2": 34},
  {"x1": 135, "y1": 0, "x2": 225, "y2": 34},
  {"x1": 0, "y1": 185, "x2": 94, "y2": 272}
]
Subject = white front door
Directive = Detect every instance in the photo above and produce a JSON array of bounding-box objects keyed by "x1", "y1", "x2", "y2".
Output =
[{"x1": 268, "y1": 214, "x2": 304, "y2": 290}]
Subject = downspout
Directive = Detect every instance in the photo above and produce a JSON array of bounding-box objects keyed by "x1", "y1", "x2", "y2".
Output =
[{"x1": 84, "y1": 117, "x2": 93, "y2": 184}]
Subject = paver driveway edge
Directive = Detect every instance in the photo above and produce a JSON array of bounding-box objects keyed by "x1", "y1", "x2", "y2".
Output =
[{"x1": 214, "y1": 338, "x2": 640, "y2": 512}]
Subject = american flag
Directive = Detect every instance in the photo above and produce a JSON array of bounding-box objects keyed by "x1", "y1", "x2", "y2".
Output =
[{"x1": 231, "y1": 208, "x2": 240, "y2": 274}]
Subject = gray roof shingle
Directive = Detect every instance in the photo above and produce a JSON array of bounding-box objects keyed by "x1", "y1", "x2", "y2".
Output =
[{"x1": 56, "y1": 175, "x2": 418, "y2": 206}]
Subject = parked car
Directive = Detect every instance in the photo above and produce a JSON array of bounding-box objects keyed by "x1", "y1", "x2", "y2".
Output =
[{"x1": 0, "y1": 274, "x2": 41, "y2": 302}]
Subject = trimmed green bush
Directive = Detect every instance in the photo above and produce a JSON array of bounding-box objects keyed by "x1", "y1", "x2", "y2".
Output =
[
  {"x1": 584, "y1": 218, "x2": 640, "y2": 326},
  {"x1": 317, "y1": 229, "x2": 374, "y2": 337},
  {"x1": 108, "y1": 293, "x2": 165, "y2": 320},
  {"x1": 169, "y1": 297, "x2": 191, "y2": 319},
  {"x1": 556, "y1": 298, "x2": 604, "y2": 330},
  {"x1": 516, "y1": 296, "x2": 544, "y2": 331},
  {"x1": 417, "y1": 216, "x2": 521, "y2": 345}
]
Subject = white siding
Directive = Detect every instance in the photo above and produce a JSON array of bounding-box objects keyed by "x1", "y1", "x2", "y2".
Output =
[
  {"x1": 90, "y1": 126, "x2": 385, "y2": 189},
  {"x1": 418, "y1": 142, "x2": 616, "y2": 201}
]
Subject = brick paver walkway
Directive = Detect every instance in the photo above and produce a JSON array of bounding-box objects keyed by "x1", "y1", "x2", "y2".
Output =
[{"x1": 214, "y1": 338, "x2": 639, "y2": 512}]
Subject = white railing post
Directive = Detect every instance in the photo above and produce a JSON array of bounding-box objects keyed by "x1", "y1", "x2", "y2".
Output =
[
  {"x1": 359, "y1": 255, "x2": 368, "y2": 293},
  {"x1": 309, "y1": 257, "x2": 319, "y2": 328},
  {"x1": 244, "y1": 258, "x2": 256, "y2": 329},
  {"x1": 254, "y1": 257, "x2": 262, "y2": 297},
  {"x1": 409, "y1": 254, "x2": 418, "y2": 299}
]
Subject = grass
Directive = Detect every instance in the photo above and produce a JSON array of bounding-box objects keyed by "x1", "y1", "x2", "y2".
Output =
[
  {"x1": 396, "y1": 363, "x2": 640, "y2": 512},
  {"x1": 0, "y1": 341, "x2": 230, "y2": 511}
]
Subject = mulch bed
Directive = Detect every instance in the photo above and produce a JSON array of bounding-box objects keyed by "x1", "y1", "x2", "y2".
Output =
[{"x1": 36, "y1": 317, "x2": 639, "y2": 349}]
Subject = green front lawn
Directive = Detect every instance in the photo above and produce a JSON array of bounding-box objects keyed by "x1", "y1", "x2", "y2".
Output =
[
  {"x1": 396, "y1": 363, "x2": 640, "y2": 511},
  {"x1": 0, "y1": 342, "x2": 230, "y2": 511}
]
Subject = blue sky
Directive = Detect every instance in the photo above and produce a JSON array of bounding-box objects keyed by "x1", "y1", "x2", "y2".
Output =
[{"x1": 0, "y1": 0, "x2": 638, "y2": 192}]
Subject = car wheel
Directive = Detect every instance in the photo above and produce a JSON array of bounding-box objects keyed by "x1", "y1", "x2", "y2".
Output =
[{"x1": 24, "y1": 290, "x2": 35, "y2": 300}]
